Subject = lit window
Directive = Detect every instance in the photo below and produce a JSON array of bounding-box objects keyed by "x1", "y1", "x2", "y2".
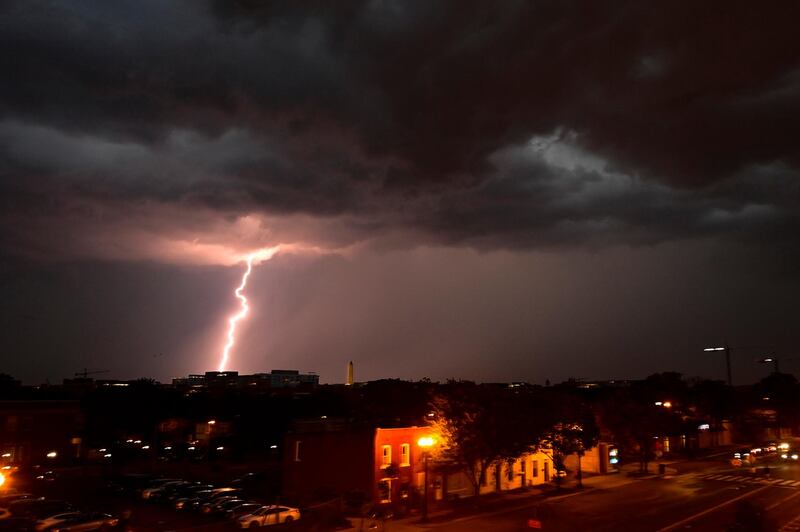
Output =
[
  {"x1": 294, "y1": 440, "x2": 301, "y2": 462},
  {"x1": 382, "y1": 445, "x2": 392, "y2": 467},
  {"x1": 400, "y1": 443, "x2": 410, "y2": 466}
]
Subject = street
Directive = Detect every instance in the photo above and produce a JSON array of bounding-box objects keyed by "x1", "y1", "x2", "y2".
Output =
[
  {"x1": 423, "y1": 457, "x2": 800, "y2": 531},
  {"x1": 13, "y1": 455, "x2": 800, "y2": 531}
]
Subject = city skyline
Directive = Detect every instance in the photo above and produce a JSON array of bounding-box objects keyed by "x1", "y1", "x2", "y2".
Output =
[{"x1": 2, "y1": 2, "x2": 799, "y2": 385}]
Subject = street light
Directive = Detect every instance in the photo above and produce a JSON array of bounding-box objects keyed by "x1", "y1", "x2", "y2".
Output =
[
  {"x1": 417, "y1": 436, "x2": 436, "y2": 522},
  {"x1": 757, "y1": 357, "x2": 780, "y2": 374},
  {"x1": 704, "y1": 344, "x2": 732, "y2": 386}
]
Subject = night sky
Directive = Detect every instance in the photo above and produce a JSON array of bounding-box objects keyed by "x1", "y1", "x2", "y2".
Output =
[{"x1": 1, "y1": 1, "x2": 799, "y2": 385}]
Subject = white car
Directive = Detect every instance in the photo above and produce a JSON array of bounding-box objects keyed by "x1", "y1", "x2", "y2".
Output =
[
  {"x1": 35, "y1": 511, "x2": 83, "y2": 531},
  {"x1": 238, "y1": 505, "x2": 300, "y2": 528}
]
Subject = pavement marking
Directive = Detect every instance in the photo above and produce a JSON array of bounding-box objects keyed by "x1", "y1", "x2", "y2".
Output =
[
  {"x1": 424, "y1": 488, "x2": 594, "y2": 528},
  {"x1": 767, "y1": 489, "x2": 800, "y2": 511},
  {"x1": 780, "y1": 514, "x2": 800, "y2": 532},
  {"x1": 655, "y1": 484, "x2": 773, "y2": 532},
  {"x1": 697, "y1": 472, "x2": 800, "y2": 488}
]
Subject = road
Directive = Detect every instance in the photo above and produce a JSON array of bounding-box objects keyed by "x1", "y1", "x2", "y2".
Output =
[
  {"x1": 13, "y1": 454, "x2": 800, "y2": 531},
  {"x1": 428, "y1": 458, "x2": 800, "y2": 532}
]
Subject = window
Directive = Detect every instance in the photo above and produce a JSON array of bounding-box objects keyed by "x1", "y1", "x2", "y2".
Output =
[
  {"x1": 378, "y1": 480, "x2": 391, "y2": 503},
  {"x1": 400, "y1": 443, "x2": 410, "y2": 466},
  {"x1": 533, "y1": 460, "x2": 539, "y2": 478},
  {"x1": 381, "y1": 445, "x2": 392, "y2": 467},
  {"x1": 294, "y1": 440, "x2": 301, "y2": 462},
  {"x1": 507, "y1": 462, "x2": 515, "y2": 481}
]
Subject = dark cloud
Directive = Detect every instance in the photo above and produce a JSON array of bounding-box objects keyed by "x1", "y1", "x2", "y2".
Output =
[
  {"x1": 2, "y1": 1, "x2": 798, "y2": 258},
  {"x1": 2, "y1": 1, "x2": 800, "y2": 383}
]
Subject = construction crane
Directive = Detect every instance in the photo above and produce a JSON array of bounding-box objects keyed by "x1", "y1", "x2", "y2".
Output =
[{"x1": 74, "y1": 368, "x2": 109, "y2": 379}]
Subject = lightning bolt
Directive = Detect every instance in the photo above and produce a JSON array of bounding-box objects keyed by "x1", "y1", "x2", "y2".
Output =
[{"x1": 218, "y1": 254, "x2": 255, "y2": 372}]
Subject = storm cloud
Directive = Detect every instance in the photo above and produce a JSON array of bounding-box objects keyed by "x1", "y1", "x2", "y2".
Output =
[{"x1": 1, "y1": 1, "x2": 799, "y2": 383}]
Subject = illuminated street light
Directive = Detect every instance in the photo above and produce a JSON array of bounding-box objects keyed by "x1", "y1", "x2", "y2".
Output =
[
  {"x1": 418, "y1": 437, "x2": 435, "y2": 448},
  {"x1": 207, "y1": 420, "x2": 216, "y2": 425},
  {"x1": 46, "y1": 451, "x2": 57, "y2": 459},
  {"x1": 757, "y1": 356, "x2": 780, "y2": 374},
  {"x1": 704, "y1": 344, "x2": 732, "y2": 386},
  {"x1": 0, "y1": 471, "x2": 5, "y2": 488},
  {"x1": 417, "y1": 436, "x2": 436, "y2": 522}
]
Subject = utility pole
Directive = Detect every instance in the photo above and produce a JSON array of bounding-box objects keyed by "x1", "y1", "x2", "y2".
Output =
[
  {"x1": 703, "y1": 344, "x2": 732, "y2": 386},
  {"x1": 725, "y1": 343, "x2": 732, "y2": 386}
]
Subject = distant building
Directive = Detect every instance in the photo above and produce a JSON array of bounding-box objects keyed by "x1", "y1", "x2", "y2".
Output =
[
  {"x1": 267, "y1": 369, "x2": 319, "y2": 388},
  {"x1": 172, "y1": 369, "x2": 318, "y2": 389},
  {"x1": 0, "y1": 400, "x2": 84, "y2": 466}
]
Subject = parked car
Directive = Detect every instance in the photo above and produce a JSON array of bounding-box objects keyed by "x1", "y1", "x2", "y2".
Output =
[
  {"x1": 226, "y1": 503, "x2": 264, "y2": 520},
  {"x1": 177, "y1": 488, "x2": 241, "y2": 512},
  {"x1": 147, "y1": 481, "x2": 194, "y2": 502},
  {"x1": 0, "y1": 493, "x2": 35, "y2": 513},
  {"x1": 208, "y1": 499, "x2": 249, "y2": 517},
  {"x1": 50, "y1": 513, "x2": 119, "y2": 532},
  {"x1": 201, "y1": 496, "x2": 241, "y2": 514},
  {"x1": 34, "y1": 511, "x2": 83, "y2": 531},
  {"x1": 237, "y1": 505, "x2": 300, "y2": 528},
  {"x1": 164, "y1": 483, "x2": 214, "y2": 503},
  {"x1": 142, "y1": 479, "x2": 182, "y2": 500},
  {"x1": 8, "y1": 499, "x2": 72, "y2": 520}
]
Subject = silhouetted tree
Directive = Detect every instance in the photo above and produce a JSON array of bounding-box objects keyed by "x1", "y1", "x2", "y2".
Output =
[
  {"x1": 429, "y1": 381, "x2": 549, "y2": 497},
  {"x1": 536, "y1": 394, "x2": 599, "y2": 488}
]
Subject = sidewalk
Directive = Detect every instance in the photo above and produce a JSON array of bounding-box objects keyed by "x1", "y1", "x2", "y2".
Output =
[{"x1": 340, "y1": 468, "x2": 667, "y2": 531}]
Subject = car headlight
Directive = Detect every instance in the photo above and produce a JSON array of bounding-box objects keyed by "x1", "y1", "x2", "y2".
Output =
[{"x1": 782, "y1": 454, "x2": 788, "y2": 459}]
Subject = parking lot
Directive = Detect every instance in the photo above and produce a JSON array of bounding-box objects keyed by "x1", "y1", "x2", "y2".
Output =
[{"x1": 0, "y1": 467, "x2": 310, "y2": 531}]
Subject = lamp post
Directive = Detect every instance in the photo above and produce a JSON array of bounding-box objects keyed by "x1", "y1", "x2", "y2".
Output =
[
  {"x1": 417, "y1": 436, "x2": 435, "y2": 522},
  {"x1": 704, "y1": 344, "x2": 732, "y2": 386},
  {"x1": 758, "y1": 357, "x2": 779, "y2": 374},
  {"x1": 207, "y1": 420, "x2": 216, "y2": 460}
]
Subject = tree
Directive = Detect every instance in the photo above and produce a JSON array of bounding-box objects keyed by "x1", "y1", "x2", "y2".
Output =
[
  {"x1": 535, "y1": 394, "x2": 599, "y2": 488},
  {"x1": 429, "y1": 381, "x2": 547, "y2": 498},
  {"x1": 599, "y1": 385, "x2": 682, "y2": 474}
]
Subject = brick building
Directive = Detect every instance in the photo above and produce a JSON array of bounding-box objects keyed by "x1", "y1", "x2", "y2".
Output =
[{"x1": 282, "y1": 421, "x2": 558, "y2": 510}]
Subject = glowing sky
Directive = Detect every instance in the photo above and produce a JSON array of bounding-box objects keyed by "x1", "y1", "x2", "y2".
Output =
[{"x1": 1, "y1": 1, "x2": 799, "y2": 384}]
